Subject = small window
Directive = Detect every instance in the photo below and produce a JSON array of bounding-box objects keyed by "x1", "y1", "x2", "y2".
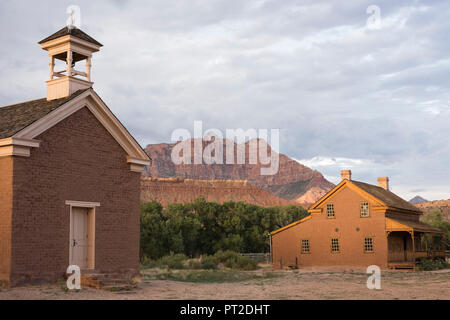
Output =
[
  {"x1": 301, "y1": 239, "x2": 310, "y2": 253},
  {"x1": 327, "y1": 204, "x2": 335, "y2": 218},
  {"x1": 360, "y1": 202, "x2": 369, "y2": 217},
  {"x1": 331, "y1": 238, "x2": 340, "y2": 252},
  {"x1": 364, "y1": 237, "x2": 374, "y2": 252}
]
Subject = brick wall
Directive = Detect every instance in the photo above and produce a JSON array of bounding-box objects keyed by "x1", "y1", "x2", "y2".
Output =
[
  {"x1": 10, "y1": 107, "x2": 141, "y2": 285},
  {"x1": 272, "y1": 186, "x2": 388, "y2": 269},
  {"x1": 0, "y1": 156, "x2": 13, "y2": 286}
]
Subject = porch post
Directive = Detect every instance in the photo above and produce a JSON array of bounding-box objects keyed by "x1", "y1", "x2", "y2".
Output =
[
  {"x1": 386, "y1": 231, "x2": 391, "y2": 265},
  {"x1": 411, "y1": 231, "x2": 415, "y2": 263},
  {"x1": 426, "y1": 233, "x2": 431, "y2": 257},
  {"x1": 441, "y1": 234, "x2": 445, "y2": 257}
]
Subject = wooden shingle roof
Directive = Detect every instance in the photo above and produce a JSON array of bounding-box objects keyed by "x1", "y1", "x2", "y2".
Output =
[
  {"x1": 386, "y1": 217, "x2": 443, "y2": 233},
  {"x1": 0, "y1": 89, "x2": 88, "y2": 139},
  {"x1": 39, "y1": 26, "x2": 103, "y2": 47},
  {"x1": 351, "y1": 180, "x2": 422, "y2": 213}
]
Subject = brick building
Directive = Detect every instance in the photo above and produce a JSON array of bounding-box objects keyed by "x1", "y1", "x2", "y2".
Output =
[
  {"x1": 271, "y1": 170, "x2": 445, "y2": 270},
  {"x1": 0, "y1": 25, "x2": 150, "y2": 287}
]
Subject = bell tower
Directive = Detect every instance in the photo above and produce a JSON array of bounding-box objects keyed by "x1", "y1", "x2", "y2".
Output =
[{"x1": 39, "y1": 19, "x2": 103, "y2": 101}]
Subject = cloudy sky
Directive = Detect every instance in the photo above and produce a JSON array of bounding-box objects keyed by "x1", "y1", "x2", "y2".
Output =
[{"x1": 1, "y1": 0, "x2": 449, "y2": 200}]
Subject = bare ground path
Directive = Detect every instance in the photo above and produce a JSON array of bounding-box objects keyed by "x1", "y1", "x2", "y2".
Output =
[{"x1": 0, "y1": 268, "x2": 449, "y2": 300}]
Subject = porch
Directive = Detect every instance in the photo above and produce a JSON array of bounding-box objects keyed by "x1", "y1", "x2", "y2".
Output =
[{"x1": 386, "y1": 217, "x2": 445, "y2": 270}]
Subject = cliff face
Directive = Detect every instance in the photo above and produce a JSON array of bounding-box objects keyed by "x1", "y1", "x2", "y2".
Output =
[
  {"x1": 143, "y1": 139, "x2": 334, "y2": 204},
  {"x1": 295, "y1": 187, "x2": 329, "y2": 206},
  {"x1": 414, "y1": 200, "x2": 450, "y2": 220},
  {"x1": 141, "y1": 177, "x2": 298, "y2": 207}
]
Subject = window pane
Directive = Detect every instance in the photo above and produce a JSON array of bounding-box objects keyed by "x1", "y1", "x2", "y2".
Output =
[
  {"x1": 327, "y1": 204, "x2": 335, "y2": 218},
  {"x1": 301, "y1": 239, "x2": 310, "y2": 253},
  {"x1": 360, "y1": 202, "x2": 369, "y2": 217},
  {"x1": 364, "y1": 237, "x2": 374, "y2": 252},
  {"x1": 331, "y1": 238, "x2": 339, "y2": 252}
]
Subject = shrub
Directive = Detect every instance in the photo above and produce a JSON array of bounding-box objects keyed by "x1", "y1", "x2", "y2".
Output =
[
  {"x1": 188, "y1": 259, "x2": 203, "y2": 270},
  {"x1": 158, "y1": 253, "x2": 187, "y2": 269},
  {"x1": 144, "y1": 251, "x2": 258, "y2": 271},
  {"x1": 140, "y1": 255, "x2": 161, "y2": 269},
  {"x1": 201, "y1": 255, "x2": 219, "y2": 270},
  {"x1": 232, "y1": 255, "x2": 258, "y2": 270},
  {"x1": 417, "y1": 258, "x2": 449, "y2": 271},
  {"x1": 140, "y1": 255, "x2": 151, "y2": 267},
  {"x1": 187, "y1": 255, "x2": 219, "y2": 270},
  {"x1": 142, "y1": 270, "x2": 279, "y2": 283},
  {"x1": 214, "y1": 250, "x2": 238, "y2": 263},
  {"x1": 214, "y1": 250, "x2": 258, "y2": 270}
]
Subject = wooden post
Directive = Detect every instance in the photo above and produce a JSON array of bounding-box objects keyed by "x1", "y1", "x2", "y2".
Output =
[
  {"x1": 411, "y1": 231, "x2": 415, "y2": 263},
  {"x1": 49, "y1": 56, "x2": 54, "y2": 80},
  {"x1": 86, "y1": 56, "x2": 92, "y2": 81},
  {"x1": 386, "y1": 231, "x2": 391, "y2": 264},
  {"x1": 66, "y1": 50, "x2": 72, "y2": 77},
  {"x1": 269, "y1": 233, "x2": 272, "y2": 264},
  {"x1": 440, "y1": 234, "x2": 445, "y2": 258}
]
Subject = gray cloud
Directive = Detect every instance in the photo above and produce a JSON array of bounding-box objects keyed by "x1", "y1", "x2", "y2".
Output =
[{"x1": 1, "y1": 0, "x2": 449, "y2": 200}]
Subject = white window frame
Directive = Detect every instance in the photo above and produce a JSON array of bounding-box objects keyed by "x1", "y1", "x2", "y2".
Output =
[{"x1": 360, "y1": 202, "x2": 370, "y2": 217}]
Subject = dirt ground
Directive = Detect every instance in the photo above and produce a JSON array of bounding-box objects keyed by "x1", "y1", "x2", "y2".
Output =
[{"x1": 1, "y1": 266, "x2": 449, "y2": 300}]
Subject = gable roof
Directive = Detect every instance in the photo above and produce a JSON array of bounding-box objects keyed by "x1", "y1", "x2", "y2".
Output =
[
  {"x1": 270, "y1": 179, "x2": 428, "y2": 236},
  {"x1": 310, "y1": 179, "x2": 422, "y2": 213},
  {"x1": 0, "y1": 89, "x2": 88, "y2": 139},
  {"x1": 39, "y1": 26, "x2": 103, "y2": 47},
  {"x1": 350, "y1": 180, "x2": 422, "y2": 213},
  {"x1": 0, "y1": 89, "x2": 150, "y2": 164},
  {"x1": 270, "y1": 215, "x2": 312, "y2": 236}
]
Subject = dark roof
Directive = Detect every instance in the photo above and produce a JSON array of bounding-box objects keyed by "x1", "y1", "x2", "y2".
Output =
[
  {"x1": 39, "y1": 26, "x2": 103, "y2": 47},
  {"x1": 351, "y1": 180, "x2": 422, "y2": 213},
  {"x1": 0, "y1": 89, "x2": 89, "y2": 139},
  {"x1": 388, "y1": 217, "x2": 443, "y2": 233}
]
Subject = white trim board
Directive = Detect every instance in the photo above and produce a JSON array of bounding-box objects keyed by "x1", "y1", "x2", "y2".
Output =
[
  {"x1": 0, "y1": 138, "x2": 41, "y2": 158},
  {"x1": 10, "y1": 88, "x2": 150, "y2": 171},
  {"x1": 65, "y1": 200, "x2": 101, "y2": 208}
]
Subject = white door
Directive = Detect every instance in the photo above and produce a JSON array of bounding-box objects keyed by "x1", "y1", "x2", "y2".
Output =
[{"x1": 71, "y1": 207, "x2": 90, "y2": 269}]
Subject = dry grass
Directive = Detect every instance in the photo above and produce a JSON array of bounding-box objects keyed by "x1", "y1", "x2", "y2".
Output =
[
  {"x1": 0, "y1": 266, "x2": 449, "y2": 300},
  {"x1": 140, "y1": 268, "x2": 279, "y2": 283}
]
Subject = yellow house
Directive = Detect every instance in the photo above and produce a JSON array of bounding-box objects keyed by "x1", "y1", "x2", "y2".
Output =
[{"x1": 271, "y1": 170, "x2": 445, "y2": 269}]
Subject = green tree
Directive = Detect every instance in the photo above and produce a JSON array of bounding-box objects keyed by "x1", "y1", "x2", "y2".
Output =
[
  {"x1": 421, "y1": 209, "x2": 450, "y2": 250},
  {"x1": 140, "y1": 199, "x2": 310, "y2": 258},
  {"x1": 140, "y1": 201, "x2": 165, "y2": 259}
]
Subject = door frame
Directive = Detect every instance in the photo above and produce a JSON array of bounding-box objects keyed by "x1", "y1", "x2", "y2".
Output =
[{"x1": 66, "y1": 200, "x2": 100, "y2": 270}]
